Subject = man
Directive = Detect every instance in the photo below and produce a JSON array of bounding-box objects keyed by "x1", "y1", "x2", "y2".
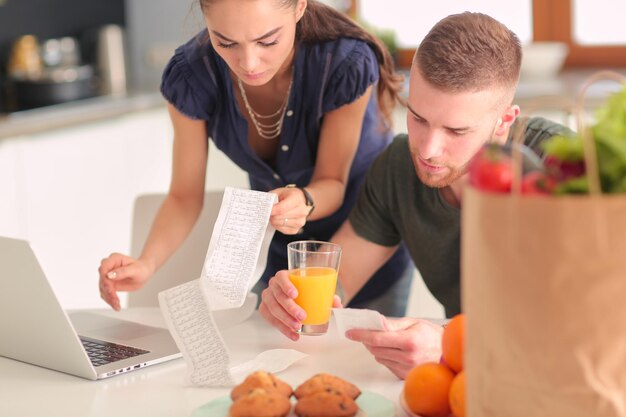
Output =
[{"x1": 259, "y1": 12, "x2": 569, "y2": 379}]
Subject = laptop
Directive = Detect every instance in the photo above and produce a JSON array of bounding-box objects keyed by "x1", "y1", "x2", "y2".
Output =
[{"x1": 0, "y1": 236, "x2": 181, "y2": 380}]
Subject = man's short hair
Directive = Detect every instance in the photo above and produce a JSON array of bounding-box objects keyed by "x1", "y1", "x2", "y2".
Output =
[{"x1": 415, "y1": 12, "x2": 522, "y2": 95}]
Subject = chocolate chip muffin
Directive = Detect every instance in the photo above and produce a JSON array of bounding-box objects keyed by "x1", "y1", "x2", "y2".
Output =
[
  {"x1": 294, "y1": 373, "x2": 361, "y2": 400},
  {"x1": 229, "y1": 388, "x2": 292, "y2": 417},
  {"x1": 294, "y1": 389, "x2": 359, "y2": 417},
  {"x1": 231, "y1": 371, "x2": 293, "y2": 401}
]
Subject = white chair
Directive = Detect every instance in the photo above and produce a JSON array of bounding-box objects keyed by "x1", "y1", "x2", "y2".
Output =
[{"x1": 127, "y1": 190, "x2": 224, "y2": 307}]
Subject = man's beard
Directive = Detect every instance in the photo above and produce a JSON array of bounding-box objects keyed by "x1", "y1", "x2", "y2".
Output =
[
  {"x1": 410, "y1": 149, "x2": 471, "y2": 189},
  {"x1": 409, "y1": 128, "x2": 497, "y2": 189}
]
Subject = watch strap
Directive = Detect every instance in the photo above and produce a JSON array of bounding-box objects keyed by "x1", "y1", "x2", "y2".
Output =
[{"x1": 285, "y1": 184, "x2": 315, "y2": 217}]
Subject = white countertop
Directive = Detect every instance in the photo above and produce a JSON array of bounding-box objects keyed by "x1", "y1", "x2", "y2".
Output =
[
  {"x1": 0, "y1": 308, "x2": 407, "y2": 417},
  {"x1": 0, "y1": 91, "x2": 165, "y2": 139},
  {"x1": 515, "y1": 67, "x2": 626, "y2": 109}
]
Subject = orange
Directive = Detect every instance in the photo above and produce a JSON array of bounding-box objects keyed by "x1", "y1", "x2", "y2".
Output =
[
  {"x1": 449, "y1": 370, "x2": 466, "y2": 417},
  {"x1": 403, "y1": 362, "x2": 455, "y2": 417},
  {"x1": 442, "y1": 314, "x2": 465, "y2": 373}
]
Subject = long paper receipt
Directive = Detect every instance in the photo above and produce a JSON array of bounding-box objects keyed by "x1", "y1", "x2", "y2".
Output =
[{"x1": 158, "y1": 187, "x2": 307, "y2": 386}]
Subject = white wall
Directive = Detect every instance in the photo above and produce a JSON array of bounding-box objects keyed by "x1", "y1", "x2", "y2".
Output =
[{"x1": 1, "y1": 107, "x2": 248, "y2": 309}]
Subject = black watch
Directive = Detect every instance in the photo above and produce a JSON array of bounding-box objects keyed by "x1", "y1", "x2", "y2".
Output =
[{"x1": 286, "y1": 184, "x2": 315, "y2": 218}]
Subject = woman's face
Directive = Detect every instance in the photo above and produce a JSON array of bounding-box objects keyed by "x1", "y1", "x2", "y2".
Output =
[{"x1": 204, "y1": 0, "x2": 306, "y2": 86}]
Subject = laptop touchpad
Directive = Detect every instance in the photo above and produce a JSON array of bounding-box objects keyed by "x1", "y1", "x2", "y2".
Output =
[{"x1": 69, "y1": 312, "x2": 162, "y2": 341}]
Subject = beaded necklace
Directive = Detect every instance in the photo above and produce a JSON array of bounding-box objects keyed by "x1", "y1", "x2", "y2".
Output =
[{"x1": 237, "y1": 76, "x2": 293, "y2": 140}]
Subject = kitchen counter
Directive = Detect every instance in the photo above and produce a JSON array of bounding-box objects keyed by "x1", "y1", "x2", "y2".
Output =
[
  {"x1": 0, "y1": 309, "x2": 406, "y2": 417},
  {"x1": 397, "y1": 67, "x2": 626, "y2": 112},
  {"x1": 0, "y1": 91, "x2": 165, "y2": 140},
  {"x1": 515, "y1": 68, "x2": 626, "y2": 111},
  {"x1": 1, "y1": 68, "x2": 624, "y2": 141}
]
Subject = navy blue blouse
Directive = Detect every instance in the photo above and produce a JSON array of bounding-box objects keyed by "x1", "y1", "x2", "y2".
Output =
[{"x1": 161, "y1": 31, "x2": 410, "y2": 305}]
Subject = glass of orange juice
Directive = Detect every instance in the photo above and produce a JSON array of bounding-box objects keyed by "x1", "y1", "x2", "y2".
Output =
[{"x1": 287, "y1": 240, "x2": 341, "y2": 335}]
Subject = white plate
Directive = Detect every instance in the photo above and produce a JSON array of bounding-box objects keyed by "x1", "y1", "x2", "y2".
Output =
[{"x1": 192, "y1": 390, "x2": 394, "y2": 417}]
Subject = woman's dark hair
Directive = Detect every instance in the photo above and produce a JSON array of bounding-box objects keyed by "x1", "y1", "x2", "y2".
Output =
[
  {"x1": 294, "y1": 0, "x2": 403, "y2": 128},
  {"x1": 200, "y1": 0, "x2": 403, "y2": 129}
]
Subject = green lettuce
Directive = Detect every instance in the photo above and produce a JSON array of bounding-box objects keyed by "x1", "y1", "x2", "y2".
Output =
[{"x1": 541, "y1": 85, "x2": 626, "y2": 194}]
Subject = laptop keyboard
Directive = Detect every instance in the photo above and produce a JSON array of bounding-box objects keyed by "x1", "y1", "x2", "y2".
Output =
[{"x1": 80, "y1": 336, "x2": 149, "y2": 367}]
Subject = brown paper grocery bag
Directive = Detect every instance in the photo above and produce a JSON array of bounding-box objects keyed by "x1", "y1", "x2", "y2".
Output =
[
  {"x1": 462, "y1": 189, "x2": 626, "y2": 417},
  {"x1": 462, "y1": 71, "x2": 626, "y2": 417}
]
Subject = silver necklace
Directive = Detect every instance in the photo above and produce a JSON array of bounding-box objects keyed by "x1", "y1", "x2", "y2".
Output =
[{"x1": 237, "y1": 76, "x2": 293, "y2": 140}]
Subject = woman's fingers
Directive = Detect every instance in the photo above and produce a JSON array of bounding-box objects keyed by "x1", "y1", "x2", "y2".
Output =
[{"x1": 269, "y1": 187, "x2": 311, "y2": 234}]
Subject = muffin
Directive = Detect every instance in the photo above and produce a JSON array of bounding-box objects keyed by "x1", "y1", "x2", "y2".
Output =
[
  {"x1": 294, "y1": 389, "x2": 359, "y2": 417},
  {"x1": 231, "y1": 370, "x2": 293, "y2": 401},
  {"x1": 294, "y1": 373, "x2": 361, "y2": 400},
  {"x1": 229, "y1": 388, "x2": 292, "y2": 417}
]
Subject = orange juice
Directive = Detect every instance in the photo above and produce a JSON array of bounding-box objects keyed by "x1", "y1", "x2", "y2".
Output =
[{"x1": 288, "y1": 267, "x2": 338, "y2": 325}]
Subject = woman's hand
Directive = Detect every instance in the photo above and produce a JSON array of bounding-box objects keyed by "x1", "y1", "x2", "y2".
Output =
[
  {"x1": 345, "y1": 317, "x2": 444, "y2": 379},
  {"x1": 269, "y1": 186, "x2": 312, "y2": 234},
  {"x1": 98, "y1": 253, "x2": 155, "y2": 311}
]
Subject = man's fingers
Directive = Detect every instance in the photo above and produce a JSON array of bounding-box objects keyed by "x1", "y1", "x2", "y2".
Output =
[
  {"x1": 332, "y1": 294, "x2": 343, "y2": 308},
  {"x1": 262, "y1": 286, "x2": 303, "y2": 332},
  {"x1": 374, "y1": 357, "x2": 409, "y2": 379},
  {"x1": 366, "y1": 344, "x2": 412, "y2": 364},
  {"x1": 270, "y1": 272, "x2": 307, "y2": 321},
  {"x1": 274, "y1": 271, "x2": 298, "y2": 298},
  {"x1": 259, "y1": 302, "x2": 300, "y2": 341},
  {"x1": 347, "y1": 328, "x2": 403, "y2": 349},
  {"x1": 382, "y1": 316, "x2": 420, "y2": 331}
]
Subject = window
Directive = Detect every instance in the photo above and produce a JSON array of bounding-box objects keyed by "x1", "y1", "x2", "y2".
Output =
[
  {"x1": 573, "y1": 0, "x2": 626, "y2": 46},
  {"x1": 359, "y1": 1, "x2": 532, "y2": 47},
  {"x1": 356, "y1": 0, "x2": 626, "y2": 68},
  {"x1": 534, "y1": 0, "x2": 626, "y2": 67}
]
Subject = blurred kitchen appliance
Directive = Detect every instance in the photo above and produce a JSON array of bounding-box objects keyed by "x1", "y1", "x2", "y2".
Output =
[
  {"x1": 40, "y1": 37, "x2": 81, "y2": 68},
  {"x1": 7, "y1": 34, "x2": 97, "y2": 110},
  {"x1": 96, "y1": 24, "x2": 127, "y2": 96},
  {"x1": 10, "y1": 65, "x2": 96, "y2": 109},
  {"x1": 7, "y1": 35, "x2": 43, "y2": 79}
]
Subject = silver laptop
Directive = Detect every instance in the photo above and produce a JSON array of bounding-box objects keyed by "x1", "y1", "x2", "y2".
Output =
[{"x1": 0, "y1": 236, "x2": 181, "y2": 380}]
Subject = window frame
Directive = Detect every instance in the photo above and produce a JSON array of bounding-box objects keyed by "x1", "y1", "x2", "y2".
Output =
[
  {"x1": 352, "y1": 0, "x2": 626, "y2": 68},
  {"x1": 533, "y1": 0, "x2": 626, "y2": 67}
]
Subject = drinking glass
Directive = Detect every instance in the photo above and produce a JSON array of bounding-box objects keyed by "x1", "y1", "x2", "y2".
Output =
[{"x1": 287, "y1": 240, "x2": 342, "y2": 335}]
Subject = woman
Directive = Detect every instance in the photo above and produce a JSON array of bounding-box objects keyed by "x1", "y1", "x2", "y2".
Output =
[{"x1": 98, "y1": 0, "x2": 412, "y2": 315}]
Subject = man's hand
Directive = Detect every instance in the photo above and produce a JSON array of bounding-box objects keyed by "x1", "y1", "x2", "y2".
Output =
[
  {"x1": 346, "y1": 317, "x2": 443, "y2": 379},
  {"x1": 259, "y1": 270, "x2": 343, "y2": 341}
]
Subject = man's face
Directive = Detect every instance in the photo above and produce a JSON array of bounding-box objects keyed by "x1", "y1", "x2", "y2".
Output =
[{"x1": 406, "y1": 68, "x2": 509, "y2": 188}]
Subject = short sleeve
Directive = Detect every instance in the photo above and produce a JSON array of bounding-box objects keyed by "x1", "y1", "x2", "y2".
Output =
[
  {"x1": 321, "y1": 40, "x2": 380, "y2": 113},
  {"x1": 160, "y1": 46, "x2": 214, "y2": 120},
  {"x1": 348, "y1": 144, "x2": 402, "y2": 247}
]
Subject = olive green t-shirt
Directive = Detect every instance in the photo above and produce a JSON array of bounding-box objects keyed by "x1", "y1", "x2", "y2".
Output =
[{"x1": 348, "y1": 117, "x2": 568, "y2": 317}]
